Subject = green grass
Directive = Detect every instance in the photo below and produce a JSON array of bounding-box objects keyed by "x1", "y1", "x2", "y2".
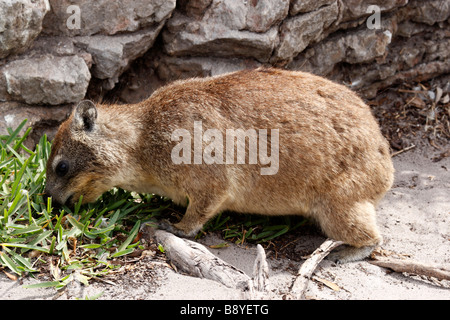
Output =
[
  {"x1": 203, "y1": 212, "x2": 307, "y2": 245},
  {"x1": 0, "y1": 120, "x2": 306, "y2": 289},
  {"x1": 0, "y1": 120, "x2": 171, "y2": 289}
]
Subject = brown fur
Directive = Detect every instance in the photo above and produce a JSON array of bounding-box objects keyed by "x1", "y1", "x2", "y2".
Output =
[{"x1": 45, "y1": 68, "x2": 394, "y2": 263}]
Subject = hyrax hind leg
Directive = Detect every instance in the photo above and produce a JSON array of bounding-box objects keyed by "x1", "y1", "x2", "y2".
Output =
[
  {"x1": 317, "y1": 200, "x2": 382, "y2": 264},
  {"x1": 159, "y1": 195, "x2": 227, "y2": 238}
]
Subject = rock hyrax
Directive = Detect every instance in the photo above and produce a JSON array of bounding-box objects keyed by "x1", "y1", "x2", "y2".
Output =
[{"x1": 45, "y1": 68, "x2": 394, "y2": 263}]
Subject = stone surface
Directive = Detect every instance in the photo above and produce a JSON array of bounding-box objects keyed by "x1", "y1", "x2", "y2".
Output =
[
  {"x1": 286, "y1": 7, "x2": 450, "y2": 98},
  {"x1": 0, "y1": 55, "x2": 90, "y2": 105},
  {"x1": 271, "y1": 1, "x2": 339, "y2": 65},
  {"x1": 162, "y1": 0, "x2": 282, "y2": 62},
  {"x1": 156, "y1": 55, "x2": 260, "y2": 83},
  {"x1": 339, "y1": 0, "x2": 408, "y2": 22},
  {"x1": 290, "y1": 0, "x2": 335, "y2": 16},
  {"x1": 74, "y1": 25, "x2": 165, "y2": 90},
  {"x1": 42, "y1": 0, "x2": 176, "y2": 36},
  {"x1": 352, "y1": 28, "x2": 450, "y2": 98},
  {"x1": 409, "y1": 0, "x2": 450, "y2": 25},
  {"x1": 0, "y1": 0, "x2": 50, "y2": 59},
  {"x1": 0, "y1": 101, "x2": 72, "y2": 143},
  {"x1": 245, "y1": 0, "x2": 289, "y2": 33},
  {"x1": 178, "y1": 0, "x2": 213, "y2": 17},
  {"x1": 288, "y1": 24, "x2": 394, "y2": 76}
]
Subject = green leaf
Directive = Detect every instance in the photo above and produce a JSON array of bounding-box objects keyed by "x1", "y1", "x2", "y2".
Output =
[
  {"x1": 66, "y1": 215, "x2": 84, "y2": 231},
  {"x1": 2, "y1": 246, "x2": 37, "y2": 273},
  {"x1": 12, "y1": 127, "x2": 32, "y2": 152},
  {"x1": 110, "y1": 247, "x2": 134, "y2": 258},
  {"x1": 10, "y1": 225, "x2": 42, "y2": 235},
  {"x1": 26, "y1": 230, "x2": 53, "y2": 248},
  {"x1": 1, "y1": 243, "x2": 50, "y2": 254},
  {"x1": 10, "y1": 152, "x2": 35, "y2": 197},
  {"x1": 4, "y1": 119, "x2": 28, "y2": 146},
  {"x1": 117, "y1": 220, "x2": 140, "y2": 252},
  {"x1": 49, "y1": 236, "x2": 56, "y2": 255},
  {"x1": 0, "y1": 251, "x2": 22, "y2": 275},
  {"x1": 88, "y1": 224, "x2": 115, "y2": 235},
  {"x1": 261, "y1": 225, "x2": 290, "y2": 242}
]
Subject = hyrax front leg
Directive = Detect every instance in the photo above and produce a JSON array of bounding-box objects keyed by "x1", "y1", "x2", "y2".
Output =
[{"x1": 159, "y1": 195, "x2": 227, "y2": 238}]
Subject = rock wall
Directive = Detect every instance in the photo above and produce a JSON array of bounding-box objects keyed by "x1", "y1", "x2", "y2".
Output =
[{"x1": 0, "y1": 0, "x2": 449, "y2": 139}]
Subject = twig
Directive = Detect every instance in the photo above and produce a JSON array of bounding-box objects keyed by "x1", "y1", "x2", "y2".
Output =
[
  {"x1": 288, "y1": 239, "x2": 343, "y2": 300},
  {"x1": 391, "y1": 144, "x2": 416, "y2": 157},
  {"x1": 369, "y1": 257, "x2": 450, "y2": 281}
]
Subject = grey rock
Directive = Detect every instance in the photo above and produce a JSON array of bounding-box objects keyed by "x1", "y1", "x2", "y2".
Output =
[
  {"x1": 409, "y1": 0, "x2": 450, "y2": 25},
  {"x1": 163, "y1": 0, "x2": 281, "y2": 62},
  {"x1": 288, "y1": 17, "x2": 449, "y2": 99},
  {"x1": 290, "y1": 0, "x2": 335, "y2": 16},
  {"x1": 42, "y1": 0, "x2": 176, "y2": 36},
  {"x1": 157, "y1": 55, "x2": 261, "y2": 82},
  {"x1": 179, "y1": 0, "x2": 213, "y2": 17},
  {"x1": 272, "y1": 1, "x2": 339, "y2": 65},
  {"x1": 0, "y1": 101, "x2": 72, "y2": 144},
  {"x1": 2, "y1": 0, "x2": 449, "y2": 121},
  {"x1": 0, "y1": 55, "x2": 90, "y2": 105},
  {"x1": 289, "y1": 26, "x2": 394, "y2": 75},
  {"x1": 29, "y1": 36, "x2": 94, "y2": 69},
  {"x1": 74, "y1": 25, "x2": 165, "y2": 90},
  {"x1": 245, "y1": 0, "x2": 289, "y2": 33},
  {"x1": 0, "y1": 0, "x2": 50, "y2": 59},
  {"x1": 339, "y1": 0, "x2": 408, "y2": 22},
  {"x1": 356, "y1": 29, "x2": 450, "y2": 97}
]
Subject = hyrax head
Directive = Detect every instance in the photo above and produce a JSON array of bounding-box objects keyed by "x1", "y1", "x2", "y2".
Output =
[{"x1": 45, "y1": 100, "x2": 117, "y2": 206}]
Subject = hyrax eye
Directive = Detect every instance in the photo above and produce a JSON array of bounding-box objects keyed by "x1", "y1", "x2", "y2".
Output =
[{"x1": 55, "y1": 160, "x2": 69, "y2": 177}]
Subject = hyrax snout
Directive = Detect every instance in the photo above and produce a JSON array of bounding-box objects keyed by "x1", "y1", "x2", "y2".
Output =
[{"x1": 45, "y1": 68, "x2": 394, "y2": 263}]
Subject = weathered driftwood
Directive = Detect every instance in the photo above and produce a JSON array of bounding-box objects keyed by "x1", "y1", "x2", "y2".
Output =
[
  {"x1": 288, "y1": 239, "x2": 343, "y2": 300},
  {"x1": 154, "y1": 229, "x2": 270, "y2": 296},
  {"x1": 369, "y1": 257, "x2": 450, "y2": 281}
]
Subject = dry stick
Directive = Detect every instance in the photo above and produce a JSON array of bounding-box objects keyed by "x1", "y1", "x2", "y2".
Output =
[
  {"x1": 369, "y1": 257, "x2": 450, "y2": 281},
  {"x1": 154, "y1": 229, "x2": 270, "y2": 296},
  {"x1": 288, "y1": 239, "x2": 343, "y2": 300},
  {"x1": 391, "y1": 144, "x2": 416, "y2": 157}
]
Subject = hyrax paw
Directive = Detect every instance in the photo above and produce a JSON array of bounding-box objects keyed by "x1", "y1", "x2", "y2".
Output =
[
  {"x1": 327, "y1": 245, "x2": 376, "y2": 264},
  {"x1": 158, "y1": 219, "x2": 180, "y2": 234},
  {"x1": 327, "y1": 250, "x2": 349, "y2": 264},
  {"x1": 158, "y1": 220, "x2": 195, "y2": 238}
]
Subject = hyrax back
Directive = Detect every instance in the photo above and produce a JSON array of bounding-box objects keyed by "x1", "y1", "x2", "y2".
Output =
[{"x1": 45, "y1": 68, "x2": 394, "y2": 263}]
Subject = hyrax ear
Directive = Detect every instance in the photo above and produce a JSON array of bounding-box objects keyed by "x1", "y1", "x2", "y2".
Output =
[{"x1": 72, "y1": 100, "x2": 97, "y2": 132}]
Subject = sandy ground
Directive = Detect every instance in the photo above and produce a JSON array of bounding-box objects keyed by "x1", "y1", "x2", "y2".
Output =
[{"x1": 1, "y1": 145, "x2": 449, "y2": 300}]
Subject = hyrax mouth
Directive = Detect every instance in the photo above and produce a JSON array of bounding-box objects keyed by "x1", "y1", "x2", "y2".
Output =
[{"x1": 65, "y1": 194, "x2": 74, "y2": 206}]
